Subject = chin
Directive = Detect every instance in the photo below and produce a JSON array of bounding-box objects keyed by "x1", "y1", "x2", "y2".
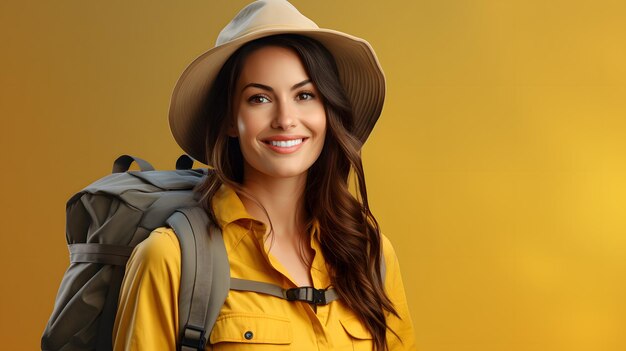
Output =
[
  {"x1": 243, "y1": 156, "x2": 319, "y2": 181},
  {"x1": 261, "y1": 167, "x2": 310, "y2": 179}
]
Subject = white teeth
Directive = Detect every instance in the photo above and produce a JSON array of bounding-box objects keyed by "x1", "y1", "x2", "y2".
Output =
[{"x1": 269, "y1": 139, "x2": 303, "y2": 148}]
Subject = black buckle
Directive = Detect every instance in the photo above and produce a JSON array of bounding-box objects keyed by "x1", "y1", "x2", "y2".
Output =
[
  {"x1": 285, "y1": 287, "x2": 327, "y2": 305},
  {"x1": 180, "y1": 324, "x2": 206, "y2": 350}
]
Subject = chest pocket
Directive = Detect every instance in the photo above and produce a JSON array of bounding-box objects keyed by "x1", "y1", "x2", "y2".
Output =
[
  {"x1": 209, "y1": 313, "x2": 292, "y2": 350},
  {"x1": 339, "y1": 316, "x2": 374, "y2": 351}
]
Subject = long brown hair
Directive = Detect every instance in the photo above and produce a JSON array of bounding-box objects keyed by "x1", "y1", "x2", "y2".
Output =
[{"x1": 195, "y1": 34, "x2": 400, "y2": 350}]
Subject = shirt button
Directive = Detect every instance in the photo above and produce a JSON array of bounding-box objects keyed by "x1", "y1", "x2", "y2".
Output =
[{"x1": 244, "y1": 331, "x2": 254, "y2": 340}]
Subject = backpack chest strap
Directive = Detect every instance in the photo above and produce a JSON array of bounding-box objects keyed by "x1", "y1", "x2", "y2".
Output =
[{"x1": 230, "y1": 278, "x2": 338, "y2": 305}]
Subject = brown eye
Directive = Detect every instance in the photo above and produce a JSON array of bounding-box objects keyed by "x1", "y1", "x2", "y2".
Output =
[
  {"x1": 249, "y1": 95, "x2": 270, "y2": 104},
  {"x1": 297, "y1": 92, "x2": 315, "y2": 101}
]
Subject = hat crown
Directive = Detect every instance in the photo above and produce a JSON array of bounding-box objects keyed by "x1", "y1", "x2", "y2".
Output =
[{"x1": 216, "y1": 0, "x2": 319, "y2": 46}]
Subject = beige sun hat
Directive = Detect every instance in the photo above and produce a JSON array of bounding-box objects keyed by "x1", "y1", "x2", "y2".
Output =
[{"x1": 169, "y1": 0, "x2": 386, "y2": 165}]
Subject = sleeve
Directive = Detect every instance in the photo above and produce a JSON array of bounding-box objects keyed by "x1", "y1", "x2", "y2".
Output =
[
  {"x1": 112, "y1": 228, "x2": 182, "y2": 351},
  {"x1": 382, "y1": 235, "x2": 418, "y2": 350}
]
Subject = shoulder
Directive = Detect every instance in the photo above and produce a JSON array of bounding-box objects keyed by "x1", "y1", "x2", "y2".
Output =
[
  {"x1": 380, "y1": 233, "x2": 399, "y2": 267},
  {"x1": 379, "y1": 234, "x2": 404, "y2": 287},
  {"x1": 128, "y1": 227, "x2": 181, "y2": 271},
  {"x1": 380, "y1": 234, "x2": 417, "y2": 349}
]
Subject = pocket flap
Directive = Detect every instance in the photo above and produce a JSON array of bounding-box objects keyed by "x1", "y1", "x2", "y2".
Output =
[
  {"x1": 210, "y1": 313, "x2": 292, "y2": 345},
  {"x1": 340, "y1": 316, "x2": 372, "y2": 340}
]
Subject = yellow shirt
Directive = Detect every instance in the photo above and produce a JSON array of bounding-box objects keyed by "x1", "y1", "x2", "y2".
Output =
[{"x1": 113, "y1": 185, "x2": 417, "y2": 350}]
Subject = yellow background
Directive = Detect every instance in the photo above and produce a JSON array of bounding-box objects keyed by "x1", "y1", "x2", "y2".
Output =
[{"x1": 1, "y1": 0, "x2": 625, "y2": 350}]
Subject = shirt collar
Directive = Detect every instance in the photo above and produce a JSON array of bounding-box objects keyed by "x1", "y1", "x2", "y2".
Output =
[{"x1": 211, "y1": 184, "x2": 263, "y2": 229}]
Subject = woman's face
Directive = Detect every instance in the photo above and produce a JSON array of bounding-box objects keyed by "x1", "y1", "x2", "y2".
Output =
[{"x1": 232, "y1": 45, "x2": 327, "y2": 181}]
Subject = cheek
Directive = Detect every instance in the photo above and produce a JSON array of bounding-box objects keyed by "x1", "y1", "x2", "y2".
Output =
[
  {"x1": 313, "y1": 112, "x2": 327, "y2": 139},
  {"x1": 236, "y1": 117, "x2": 247, "y2": 136},
  {"x1": 233, "y1": 99, "x2": 261, "y2": 138},
  {"x1": 235, "y1": 111, "x2": 259, "y2": 138}
]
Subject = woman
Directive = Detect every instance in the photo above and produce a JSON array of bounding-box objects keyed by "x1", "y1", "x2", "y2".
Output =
[{"x1": 113, "y1": 0, "x2": 416, "y2": 350}]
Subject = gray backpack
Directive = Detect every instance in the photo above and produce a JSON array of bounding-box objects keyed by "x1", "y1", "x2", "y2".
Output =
[{"x1": 42, "y1": 155, "x2": 339, "y2": 351}]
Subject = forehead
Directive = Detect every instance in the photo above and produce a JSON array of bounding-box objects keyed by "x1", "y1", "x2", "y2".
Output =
[{"x1": 237, "y1": 45, "x2": 310, "y2": 86}]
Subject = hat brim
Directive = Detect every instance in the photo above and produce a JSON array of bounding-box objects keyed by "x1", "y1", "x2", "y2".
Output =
[{"x1": 168, "y1": 28, "x2": 385, "y2": 165}]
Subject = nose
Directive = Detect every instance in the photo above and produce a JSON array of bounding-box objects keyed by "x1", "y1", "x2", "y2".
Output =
[{"x1": 271, "y1": 99, "x2": 296, "y2": 130}]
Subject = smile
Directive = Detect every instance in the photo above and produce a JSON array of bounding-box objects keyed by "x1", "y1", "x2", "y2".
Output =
[
  {"x1": 262, "y1": 137, "x2": 308, "y2": 154},
  {"x1": 269, "y1": 139, "x2": 303, "y2": 147}
]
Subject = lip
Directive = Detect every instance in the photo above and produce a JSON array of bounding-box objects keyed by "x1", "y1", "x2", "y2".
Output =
[
  {"x1": 261, "y1": 135, "x2": 309, "y2": 154},
  {"x1": 262, "y1": 135, "x2": 308, "y2": 142}
]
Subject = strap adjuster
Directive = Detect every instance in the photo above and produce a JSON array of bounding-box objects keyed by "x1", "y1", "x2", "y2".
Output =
[
  {"x1": 285, "y1": 287, "x2": 327, "y2": 305},
  {"x1": 181, "y1": 324, "x2": 206, "y2": 350}
]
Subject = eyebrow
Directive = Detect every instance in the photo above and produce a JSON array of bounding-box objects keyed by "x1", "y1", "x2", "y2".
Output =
[{"x1": 242, "y1": 79, "x2": 312, "y2": 93}]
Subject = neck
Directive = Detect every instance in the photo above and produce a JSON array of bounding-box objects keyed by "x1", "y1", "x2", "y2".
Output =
[{"x1": 240, "y1": 166, "x2": 308, "y2": 239}]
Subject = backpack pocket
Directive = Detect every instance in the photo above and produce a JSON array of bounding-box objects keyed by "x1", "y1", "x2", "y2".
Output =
[{"x1": 209, "y1": 313, "x2": 292, "y2": 349}]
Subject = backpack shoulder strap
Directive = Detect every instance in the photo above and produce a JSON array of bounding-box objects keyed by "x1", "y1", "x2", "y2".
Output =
[{"x1": 166, "y1": 207, "x2": 229, "y2": 351}]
